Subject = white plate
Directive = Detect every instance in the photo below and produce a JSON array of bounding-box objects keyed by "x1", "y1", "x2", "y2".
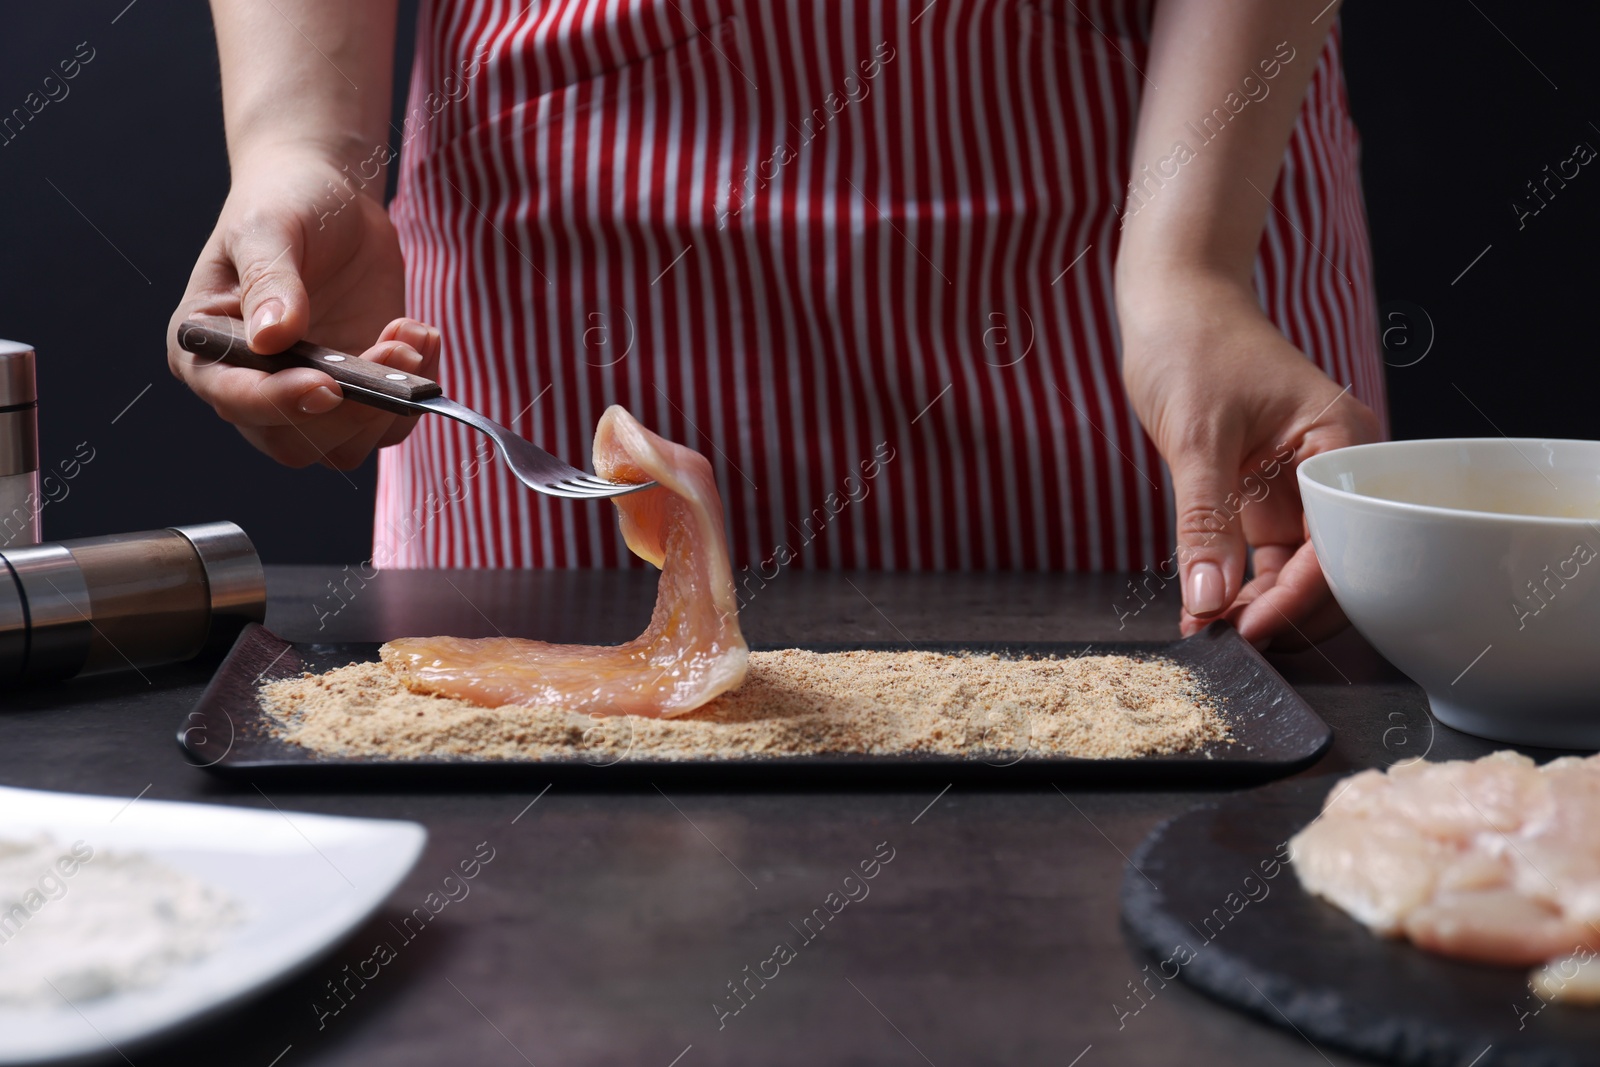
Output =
[{"x1": 0, "y1": 786, "x2": 425, "y2": 1064}]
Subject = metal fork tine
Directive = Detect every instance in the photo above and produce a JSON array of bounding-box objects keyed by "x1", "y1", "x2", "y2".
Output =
[
  {"x1": 405, "y1": 395, "x2": 658, "y2": 500},
  {"x1": 550, "y1": 477, "x2": 639, "y2": 498},
  {"x1": 576, "y1": 476, "x2": 639, "y2": 491},
  {"x1": 570, "y1": 475, "x2": 652, "y2": 491}
]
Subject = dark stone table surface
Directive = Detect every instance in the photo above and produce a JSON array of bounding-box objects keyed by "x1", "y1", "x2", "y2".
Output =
[{"x1": 0, "y1": 568, "x2": 1504, "y2": 1066}]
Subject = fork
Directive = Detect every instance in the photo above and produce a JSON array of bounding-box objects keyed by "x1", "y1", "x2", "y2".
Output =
[{"x1": 177, "y1": 316, "x2": 655, "y2": 500}]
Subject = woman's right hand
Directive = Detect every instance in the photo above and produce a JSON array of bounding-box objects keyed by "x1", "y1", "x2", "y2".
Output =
[{"x1": 167, "y1": 147, "x2": 438, "y2": 470}]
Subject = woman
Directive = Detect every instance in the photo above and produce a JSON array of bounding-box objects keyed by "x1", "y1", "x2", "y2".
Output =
[{"x1": 169, "y1": 0, "x2": 1381, "y2": 648}]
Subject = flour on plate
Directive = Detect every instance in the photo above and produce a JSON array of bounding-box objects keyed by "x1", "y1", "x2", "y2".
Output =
[{"x1": 0, "y1": 834, "x2": 242, "y2": 1006}]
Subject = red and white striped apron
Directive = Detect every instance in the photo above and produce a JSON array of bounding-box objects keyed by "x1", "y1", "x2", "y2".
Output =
[{"x1": 376, "y1": 0, "x2": 1386, "y2": 571}]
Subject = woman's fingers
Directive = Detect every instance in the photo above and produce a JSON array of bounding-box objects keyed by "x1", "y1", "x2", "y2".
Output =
[
  {"x1": 371, "y1": 319, "x2": 441, "y2": 448},
  {"x1": 1177, "y1": 543, "x2": 1292, "y2": 638},
  {"x1": 368, "y1": 319, "x2": 436, "y2": 449},
  {"x1": 1257, "y1": 597, "x2": 1349, "y2": 652},
  {"x1": 201, "y1": 334, "x2": 432, "y2": 466},
  {"x1": 1167, "y1": 436, "x2": 1251, "y2": 625},
  {"x1": 1233, "y1": 539, "x2": 1345, "y2": 649},
  {"x1": 377, "y1": 317, "x2": 442, "y2": 363},
  {"x1": 174, "y1": 292, "x2": 433, "y2": 429},
  {"x1": 167, "y1": 250, "x2": 242, "y2": 379},
  {"x1": 197, "y1": 363, "x2": 338, "y2": 427},
  {"x1": 168, "y1": 244, "x2": 341, "y2": 426},
  {"x1": 195, "y1": 338, "x2": 429, "y2": 467},
  {"x1": 1180, "y1": 543, "x2": 1291, "y2": 637},
  {"x1": 224, "y1": 214, "x2": 310, "y2": 352},
  {"x1": 1219, "y1": 398, "x2": 1377, "y2": 646},
  {"x1": 320, "y1": 326, "x2": 439, "y2": 464}
]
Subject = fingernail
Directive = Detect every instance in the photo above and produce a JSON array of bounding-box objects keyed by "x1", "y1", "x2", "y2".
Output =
[
  {"x1": 250, "y1": 299, "x2": 284, "y2": 339},
  {"x1": 298, "y1": 386, "x2": 341, "y2": 415},
  {"x1": 1186, "y1": 562, "x2": 1225, "y2": 617}
]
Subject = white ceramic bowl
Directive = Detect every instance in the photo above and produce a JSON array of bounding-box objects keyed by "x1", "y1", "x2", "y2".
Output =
[{"x1": 1298, "y1": 438, "x2": 1600, "y2": 748}]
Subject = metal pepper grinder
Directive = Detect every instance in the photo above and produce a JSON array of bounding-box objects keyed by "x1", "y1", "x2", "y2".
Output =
[
  {"x1": 0, "y1": 522, "x2": 267, "y2": 684},
  {"x1": 0, "y1": 340, "x2": 39, "y2": 549}
]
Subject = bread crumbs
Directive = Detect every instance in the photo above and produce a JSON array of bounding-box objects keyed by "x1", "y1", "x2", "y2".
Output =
[{"x1": 258, "y1": 650, "x2": 1230, "y2": 763}]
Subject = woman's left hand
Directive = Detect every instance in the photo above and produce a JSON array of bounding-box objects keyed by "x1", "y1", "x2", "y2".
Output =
[{"x1": 1119, "y1": 268, "x2": 1381, "y2": 650}]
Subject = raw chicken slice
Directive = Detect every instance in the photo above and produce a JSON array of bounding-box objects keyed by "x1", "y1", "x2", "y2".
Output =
[
  {"x1": 380, "y1": 406, "x2": 747, "y2": 717},
  {"x1": 1375, "y1": 751, "x2": 1553, "y2": 837},
  {"x1": 1405, "y1": 889, "x2": 1587, "y2": 967},
  {"x1": 1288, "y1": 812, "x2": 1453, "y2": 936},
  {"x1": 1292, "y1": 752, "x2": 1600, "y2": 988},
  {"x1": 1515, "y1": 757, "x2": 1600, "y2": 927}
]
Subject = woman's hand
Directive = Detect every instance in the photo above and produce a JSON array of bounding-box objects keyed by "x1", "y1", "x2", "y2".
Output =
[
  {"x1": 1120, "y1": 269, "x2": 1380, "y2": 649},
  {"x1": 167, "y1": 147, "x2": 437, "y2": 470},
  {"x1": 1112, "y1": 0, "x2": 1359, "y2": 648}
]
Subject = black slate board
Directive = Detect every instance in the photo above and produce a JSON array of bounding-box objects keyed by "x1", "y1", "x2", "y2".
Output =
[
  {"x1": 177, "y1": 621, "x2": 1331, "y2": 787},
  {"x1": 1121, "y1": 775, "x2": 1598, "y2": 1067}
]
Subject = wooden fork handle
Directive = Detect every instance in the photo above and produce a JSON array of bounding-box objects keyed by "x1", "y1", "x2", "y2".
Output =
[{"x1": 176, "y1": 315, "x2": 444, "y2": 408}]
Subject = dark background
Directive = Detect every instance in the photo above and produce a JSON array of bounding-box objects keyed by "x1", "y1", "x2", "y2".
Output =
[{"x1": 0, "y1": 1, "x2": 1592, "y2": 564}]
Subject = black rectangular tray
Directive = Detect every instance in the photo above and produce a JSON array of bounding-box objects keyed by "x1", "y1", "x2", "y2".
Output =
[{"x1": 177, "y1": 622, "x2": 1331, "y2": 787}]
